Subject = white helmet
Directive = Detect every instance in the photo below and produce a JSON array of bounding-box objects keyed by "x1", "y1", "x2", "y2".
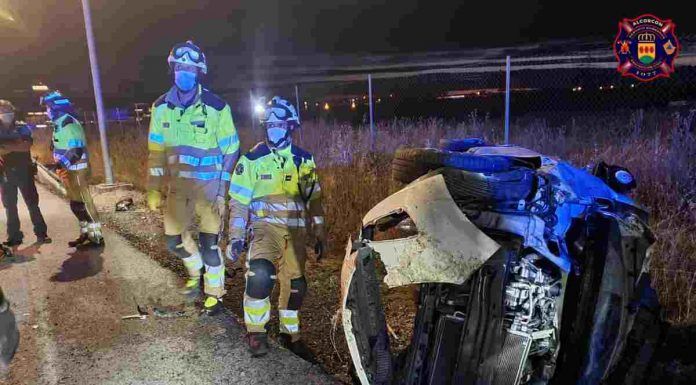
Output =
[
  {"x1": 261, "y1": 96, "x2": 299, "y2": 129},
  {"x1": 167, "y1": 41, "x2": 207, "y2": 74}
]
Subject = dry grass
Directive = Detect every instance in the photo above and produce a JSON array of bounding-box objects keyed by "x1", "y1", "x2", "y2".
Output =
[{"x1": 30, "y1": 108, "x2": 696, "y2": 324}]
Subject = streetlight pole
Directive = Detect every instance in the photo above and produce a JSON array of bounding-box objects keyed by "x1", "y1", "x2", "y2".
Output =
[
  {"x1": 80, "y1": 0, "x2": 114, "y2": 185},
  {"x1": 504, "y1": 55, "x2": 511, "y2": 145}
]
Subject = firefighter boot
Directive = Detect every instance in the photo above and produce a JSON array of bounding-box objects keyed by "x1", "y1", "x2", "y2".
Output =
[
  {"x1": 202, "y1": 296, "x2": 223, "y2": 316},
  {"x1": 278, "y1": 334, "x2": 316, "y2": 363},
  {"x1": 247, "y1": 332, "x2": 269, "y2": 357},
  {"x1": 180, "y1": 277, "x2": 202, "y2": 303},
  {"x1": 68, "y1": 222, "x2": 89, "y2": 247}
]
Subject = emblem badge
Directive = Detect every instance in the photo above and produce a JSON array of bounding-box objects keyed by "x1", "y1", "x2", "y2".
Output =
[
  {"x1": 235, "y1": 163, "x2": 244, "y2": 175},
  {"x1": 614, "y1": 14, "x2": 680, "y2": 81}
]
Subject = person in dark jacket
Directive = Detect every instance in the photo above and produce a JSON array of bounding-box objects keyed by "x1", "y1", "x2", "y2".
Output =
[{"x1": 0, "y1": 99, "x2": 50, "y2": 246}]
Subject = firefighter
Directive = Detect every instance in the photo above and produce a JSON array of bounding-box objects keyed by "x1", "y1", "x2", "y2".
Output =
[
  {"x1": 40, "y1": 91, "x2": 102, "y2": 247},
  {"x1": 0, "y1": 99, "x2": 50, "y2": 246},
  {"x1": 227, "y1": 96, "x2": 327, "y2": 357},
  {"x1": 146, "y1": 41, "x2": 239, "y2": 314}
]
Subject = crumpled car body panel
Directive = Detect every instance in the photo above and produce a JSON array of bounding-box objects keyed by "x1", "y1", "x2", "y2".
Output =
[{"x1": 362, "y1": 174, "x2": 500, "y2": 288}]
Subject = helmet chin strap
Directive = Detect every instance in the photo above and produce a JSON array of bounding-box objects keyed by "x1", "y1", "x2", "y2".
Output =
[{"x1": 266, "y1": 131, "x2": 292, "y2": 150}]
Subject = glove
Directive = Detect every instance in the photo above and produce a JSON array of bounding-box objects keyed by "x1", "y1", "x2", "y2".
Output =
[
  {"x1": 147, "y1": 190, "x2": 162, "y2": 211},
  {"x1": 213, "y1": 195, "x2": 227, "y2": 217},
  {"x1": 314, "y1": 237, "x2": 328, "y2": 261},
  {"x1": 226, "y1": 238, "x2": 245, "y2": 263}
]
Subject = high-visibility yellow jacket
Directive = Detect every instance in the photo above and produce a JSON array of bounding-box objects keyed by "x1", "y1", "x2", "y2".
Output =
[
  {"x1": 228, "y1": 142, "x2": 325, "y2": 240},
  {"x1": 52, "y1": 114, "x2": 89, "y2": 171},
  {"x1": 147, "y1": 85, "x2": 239, "y2": 201}
]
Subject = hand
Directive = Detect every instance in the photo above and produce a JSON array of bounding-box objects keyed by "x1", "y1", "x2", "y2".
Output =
[
  {"x1": 226, "y1": 238, "x2": 245, "y2": 262},
  {"x1": 147, "y1": 190, "x2": 162, "y2": 211},
  {"x1": 314, "y1": 238, "x2": 328, "y2": 261},
  {"x1": 56, "y1": 168, "x2": 69, "y2": 184},
  {"x1": 213, "y1": 195, "x2": 227, "y2": 217}
]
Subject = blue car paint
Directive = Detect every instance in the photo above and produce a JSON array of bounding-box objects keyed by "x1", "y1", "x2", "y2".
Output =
[{"x1": 467, "y1": 145, "x2": 641, "y2": 273}]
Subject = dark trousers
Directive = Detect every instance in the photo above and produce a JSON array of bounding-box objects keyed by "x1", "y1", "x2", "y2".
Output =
[{"x1": 1, "y1": 173, "x2": 48, "y2": 241}]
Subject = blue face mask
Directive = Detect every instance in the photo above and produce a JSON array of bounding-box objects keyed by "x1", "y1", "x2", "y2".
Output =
[
  {"x1": 266, "y1": 127, "x2": 289, "y2": 147},
  {"x1": 174, "y1": 70, "x2": 198, "y2": 92}
]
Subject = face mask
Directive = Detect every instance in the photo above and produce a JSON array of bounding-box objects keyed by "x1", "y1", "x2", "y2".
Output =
[
  {"x1": 174, "y1": 70, "x2": 197, "y2": 92},
  {"x1": 266, "y1": 127, "x2": 289, "y2": 147},
  {"x1": 0, "y1": 113, "x2": 14, "y2": 127}
]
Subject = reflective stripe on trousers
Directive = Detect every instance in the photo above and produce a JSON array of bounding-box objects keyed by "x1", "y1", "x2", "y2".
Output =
[
  {"x1": 182, "y1": 252, "x2": 203, "y2": 277},
  {"x1": 244, "y1": 296, "x2": 271, "y2": 331},
  {"x1": 254, "y1": 216, "x2": 305, "y2": 227},
  {"x1": 279, "y1": 309, "x2": 300, "y2": 334},
  {"x1": 204, "y1": 264, "x2": 225, "y2": 292}
]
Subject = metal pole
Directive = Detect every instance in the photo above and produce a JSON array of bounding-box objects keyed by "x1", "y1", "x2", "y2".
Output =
[
  {"x1": 368, "y1": 74, "x2": 374, "y2": 150},
  {"x1": 80, "y1": 0, "x2": 114, "y2": 184},
  {"x1": 295, "y1": 84, "x2": 302, "y2": 142},
  {"x1": 504, "y1": 55, "x2": 511, "y2": 145}
]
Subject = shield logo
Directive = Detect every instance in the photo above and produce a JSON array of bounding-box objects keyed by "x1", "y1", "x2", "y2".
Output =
[
  {"x1": 664, "y1": 40, "x2": 676, "y2": 55},
  {"x1": 614, "y1": 15, "x2": 680, "y2": 81},
  {"x1": 638, "y1": 42, "x2": 655, "y2": 64}
]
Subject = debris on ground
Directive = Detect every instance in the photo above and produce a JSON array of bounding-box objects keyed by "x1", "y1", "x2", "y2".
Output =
[
  {"x1": 153, "y1": 307, "x2": 187, "y2": 319},
  {"x1": 115, "y1": 198, "x2": 134, "y2": 212}
]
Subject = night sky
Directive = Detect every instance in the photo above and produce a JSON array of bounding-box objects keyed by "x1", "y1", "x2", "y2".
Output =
[{"x1": 0, "y1": 0, "x2": 691, "y2": 98}]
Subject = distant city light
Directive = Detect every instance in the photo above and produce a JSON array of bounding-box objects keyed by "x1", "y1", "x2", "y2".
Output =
[
  {"x1": 323, "y1": 102, "x2": 330, "y2": 111},
  {"x1": 610, "y1": 85, "x2": 615, "y2": 89},
  {"x1": 377, "y1": 98, "x2": 381, "y2": 103},
  {"x1": 351, "y1": 99, "x2": 356, "y2": 109},
  {"x1": 35, "y1": 124, "x2": 48, "y2": 128},
  {"x1": 32, "y1": 84, "x2": 49, "y2": 92},
  {"x1": 599, "y1": 86, "x2": 604, "y2": 90},
  {"x1": 631, "y1": 84, "x2": 636, "y2": 88}
]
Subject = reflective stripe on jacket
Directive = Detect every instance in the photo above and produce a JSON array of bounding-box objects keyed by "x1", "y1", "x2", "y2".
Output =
[
  {"x1": 52, "y1": 114, "x2": 88, "y2": 171},
  {"x1": 228, "y1": 142, "x2": 325, "y2": 239},
  {"x1": 147, "y1": 85, "x2": 239, "y2": 200}
]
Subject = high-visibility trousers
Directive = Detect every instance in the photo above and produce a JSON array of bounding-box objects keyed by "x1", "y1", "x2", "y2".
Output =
[
  {"x1": 163, "y1": 188, "x2": 224, "y2": 297},
  {"x1": 65, "y1": 169, "x2": 100, "y2": 223},
  {"x1": 244, "y1": 221, "x2": 307, "y2": 336}
]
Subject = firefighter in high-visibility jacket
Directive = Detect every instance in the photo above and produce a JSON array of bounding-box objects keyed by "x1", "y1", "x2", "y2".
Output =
[
  {"x1": 41, "y1": 91, "x2": 103, "y2": 247},
  {"x1": 147, "y1": 41, "x2": 240, "y2": 314},
  {"x1": 227, "y1": 96, "x2": 326, "y2": 357}
]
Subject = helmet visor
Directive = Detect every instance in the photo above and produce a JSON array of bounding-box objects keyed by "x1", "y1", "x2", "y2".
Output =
[
  {"x1": 264, "y1": 106, "x2": 291, "y2": 122},
  {"x1": 174, "y1": 46, "x2": 203, "y2": 63}
]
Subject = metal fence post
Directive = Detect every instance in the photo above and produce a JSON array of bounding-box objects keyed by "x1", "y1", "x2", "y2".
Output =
[
  {"x1": 368, "y1": 74, "x2": 374, "y2": 151},
  {"x1": 504, "y1": 55, "x2": 511, "y2": 145},
  {"x1": 80, "y1": 0, "x2": 114, "y2": 185}
]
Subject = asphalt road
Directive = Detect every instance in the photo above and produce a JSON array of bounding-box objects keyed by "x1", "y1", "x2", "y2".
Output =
[{"x1": 0, "y1": 183, "x2": 337, "y2": 385}]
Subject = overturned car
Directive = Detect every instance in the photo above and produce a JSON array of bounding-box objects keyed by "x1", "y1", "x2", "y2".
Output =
[{"x1": 341, "y1": 139, "x2": 662, "y2": 385}]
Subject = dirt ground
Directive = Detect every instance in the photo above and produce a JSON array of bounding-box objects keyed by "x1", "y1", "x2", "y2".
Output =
[{"x1": 90, "y1": 188, "x2": 696, "y2": 385}]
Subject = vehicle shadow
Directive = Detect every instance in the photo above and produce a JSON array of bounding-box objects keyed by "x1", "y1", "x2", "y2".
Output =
[
  {"x1": 50, "y1": 246, "x2": 105, "y2": 282},
  {"x1": 0, "y1": 244, "x2": 39, "y2": 271}
]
